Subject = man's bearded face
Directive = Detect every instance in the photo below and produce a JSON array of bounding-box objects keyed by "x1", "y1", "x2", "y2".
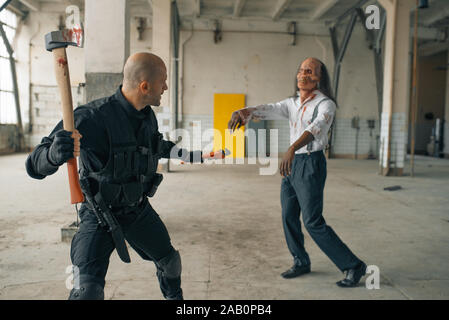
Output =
[{"x1": 297, "y1": 58, "x2": 321, "y2": 92}]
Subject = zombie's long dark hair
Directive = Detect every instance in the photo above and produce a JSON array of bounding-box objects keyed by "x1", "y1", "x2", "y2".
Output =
[{"x1": 293, "y1": 58, "x2": 337, "y2": 107}]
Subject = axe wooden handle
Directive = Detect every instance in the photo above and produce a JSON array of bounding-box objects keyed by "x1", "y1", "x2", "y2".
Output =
[{"x1": 52, "y1": 47, "x2": 84, "y2": 204}]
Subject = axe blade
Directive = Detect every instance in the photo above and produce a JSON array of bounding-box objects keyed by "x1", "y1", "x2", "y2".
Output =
[{"x1": 45, "y1": 24, "x2": 84, "y2": 52}]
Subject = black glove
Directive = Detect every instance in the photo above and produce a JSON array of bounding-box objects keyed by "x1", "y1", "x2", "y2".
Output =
[{"x1": 48, "y1": 130, "x2": 75, "y2": 166}]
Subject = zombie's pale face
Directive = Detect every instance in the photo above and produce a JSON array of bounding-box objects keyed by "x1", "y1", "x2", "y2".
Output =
[{"x1": 296, "y1": 58, "x2": 321, "y2": 92}]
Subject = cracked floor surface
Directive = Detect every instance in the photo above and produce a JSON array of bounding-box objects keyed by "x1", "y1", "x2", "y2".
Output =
[{"x1": 0, "y1": 153, "x2": 448, "y2": 300}]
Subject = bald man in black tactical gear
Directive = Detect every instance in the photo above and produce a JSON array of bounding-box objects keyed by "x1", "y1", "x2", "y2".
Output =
[{"x1": 26, "y1": 52, "x2": 209, "y2": 300}]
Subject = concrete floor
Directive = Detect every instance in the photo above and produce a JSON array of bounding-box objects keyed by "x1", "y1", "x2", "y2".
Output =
[{"x1": 0, "y1": 153, "x2": 448, "y2": 300}]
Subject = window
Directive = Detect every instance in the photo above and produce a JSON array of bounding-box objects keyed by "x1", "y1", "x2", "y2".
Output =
[{"x1": 0, "y1": 9, "x2": 17, "y2": 124}]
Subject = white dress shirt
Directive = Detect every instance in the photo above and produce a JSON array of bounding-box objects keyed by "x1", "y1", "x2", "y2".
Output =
[{"x1": 249, "y1": 90, "x2": 336, "y2": 154}]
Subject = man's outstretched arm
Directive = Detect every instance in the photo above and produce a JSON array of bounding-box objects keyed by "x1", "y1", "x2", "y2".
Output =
[
  {"x1": 159, "y1": 138, "x2": 226, "y2": 163},
  {"x1": 159, "y1": 137, "x2": 204, "y2": 163}
]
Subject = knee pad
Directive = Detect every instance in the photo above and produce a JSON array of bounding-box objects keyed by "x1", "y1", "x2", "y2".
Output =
[
  {"x1": 156, "y1": 249, "x2": 182, "y2": 279},
  {"x1": 68, "y1": 282, "x2": 104, "y2": 300}
]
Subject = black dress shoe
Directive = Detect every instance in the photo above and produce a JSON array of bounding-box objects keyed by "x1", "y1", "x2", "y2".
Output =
[
  {"x1": 336, "y1": 262, "x2": 367, "y2": 288},
  {"x1": 281, "y1": 264, "x2": 311, "y2": 279}
]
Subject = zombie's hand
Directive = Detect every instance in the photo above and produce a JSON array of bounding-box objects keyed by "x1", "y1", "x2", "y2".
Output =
[
  {"x1": 228, "y1": 108, "x2": 255, "y2": 132},
  {"x1": 279, "y1": 147, "x2": 295, "y2": 177},
  {"x1": 48, "y1": 129, "x2": 82, "y2": 166}
]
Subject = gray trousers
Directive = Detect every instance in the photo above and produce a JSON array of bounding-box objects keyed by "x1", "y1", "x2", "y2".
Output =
[{"x1": 280, "y1": 151, "x2": 362, "y2": 272}]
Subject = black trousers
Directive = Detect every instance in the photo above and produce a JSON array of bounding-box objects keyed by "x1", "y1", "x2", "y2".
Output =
[
  {"x1": 70, "y1": 201, "x2": 181, "y2": 298},
  {"x1": 281, "y1": 151, "x2": 362, "y2": 272}
]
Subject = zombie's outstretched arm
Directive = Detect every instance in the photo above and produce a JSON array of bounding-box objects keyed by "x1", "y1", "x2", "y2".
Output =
[{"x1": 228, "y1": 98, "x2": 291, "y2": 132}]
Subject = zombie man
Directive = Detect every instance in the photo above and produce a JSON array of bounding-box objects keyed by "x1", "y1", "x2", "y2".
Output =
[{"x1": 228, "y1": 57, "x2": 367, "y2": 287}]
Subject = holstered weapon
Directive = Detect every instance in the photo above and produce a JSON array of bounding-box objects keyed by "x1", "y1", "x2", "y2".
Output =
[
  {"x1": 79, "y1": 178, "x2": 131, "y2": 263},
  {"x1": 146, "y1": 173, "x2": 163, "y2": 198}
]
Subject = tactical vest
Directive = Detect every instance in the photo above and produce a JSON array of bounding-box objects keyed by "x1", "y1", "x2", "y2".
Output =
[{"x1": 80, "y1": 101, "x2": 163, "y2": 212}]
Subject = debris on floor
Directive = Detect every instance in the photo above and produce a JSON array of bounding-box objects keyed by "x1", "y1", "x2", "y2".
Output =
[{"x1": 383, "y1": 185, "x2": 402, "y2": 191}]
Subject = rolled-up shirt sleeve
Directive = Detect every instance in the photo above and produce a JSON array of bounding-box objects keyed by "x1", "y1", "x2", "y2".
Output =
[
  {"x1": 249, "y1": 98, "x2": 291, "y2": 121},
  {"x1": 304, "y1": 99, "x2": 336, "y2": 143}
]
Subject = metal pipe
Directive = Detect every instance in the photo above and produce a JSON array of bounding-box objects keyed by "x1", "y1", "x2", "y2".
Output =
[
  {"x1": 374, "y1": 12, "x2": 386, "y2": 122},
  {"x1": 180, "y1": 23, "x2": 194, "y2": 126},
  {"x1": 410, "y1": 0, "x2": 419, "y2": 177},
  {"x1": 385, "y1": 0, "x2": 397, "y2": 176},
  {"x1": 332, "y1": 11, "x2": 357, "y2": 101},
  {"x1": 171, "y1": 0, "x2": 180, "y2": 130},
  {"x1": 0, "y1": 0, "x2": 13, "y2": 12},
  {"x1": 376, "y1": 12, "x2": 386, "y2": 53},
  {"x1": 379, "y1": 137, "x2": 384, "y2": 174},
  {"x1": 181, "y1": 28, "x2": 330, "y2": 37},
  {"x1": 328, "y1": 11, "x2": 357, "y2": 158},
  {"x1": 28, "y1": 21, "x2": 41, "y2": 134},
  {"x1": 329, "y1": 26, "x2": 339, "y2": 60},
  {"x1": 336, "y1": 11, "x2": 357, "y2": 64}
]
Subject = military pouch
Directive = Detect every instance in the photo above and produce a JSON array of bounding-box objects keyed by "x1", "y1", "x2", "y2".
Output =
[
  {"x1": 99, "y1": 181, "x2": 122, "y2": 206},
  {"x1": 122, "y1": 181, "x2": 143, "y2": 205},
  {"x1": 99, "y1": 181, "x2": 143, "y2": 207}
]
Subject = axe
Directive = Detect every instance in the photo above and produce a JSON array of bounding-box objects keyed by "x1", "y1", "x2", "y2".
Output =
[{"x1": 45, "y1": 25, "x2": 84, "y2": 204}]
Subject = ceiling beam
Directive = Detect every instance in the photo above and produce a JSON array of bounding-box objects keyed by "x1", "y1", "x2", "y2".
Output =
[
  {"x1": 332, "y1": 0, "x2": 369, "y2": 26},
  {"x1": 17, "y1": 0, "x2": 39, "y2": 11},
  {"x1": 2, "y1": 3, "x2": 25, "y2": 16},
  {"x1": 419, "y1": 40, "x2": 449, "y2": 56},
  {"x1": 310, "y1": 0, "x2": 339, "y2": 20},
  {"x1": 413, "y1": 26, "x2": 446, "y2": 41},
  {"x1": 233, "y1": 0, "x2": 246, "y2": 18},
  {"x1": 194, "y1": 0, "x2": 200, "y2": 18},
  {"x1": 271, "y1": 0, "x2": 292, "y2": 21},
  {"x1": 421, "y1": 6, "x2": 449, "y2": 26}
]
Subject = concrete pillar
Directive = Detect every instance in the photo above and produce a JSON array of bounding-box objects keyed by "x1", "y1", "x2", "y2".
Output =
[
  {"x1": 444, "y1": 50, "x2": 449, "y2": 158},
  {"x1": 151, "y1": 0, "x2": 172, "y2": 111},
  {"x1": 378, "y1": 0, "x2": 414, "y2": 176},
  {"x1": 84, "y1": 0, "x2": 130, "y2": 102}
]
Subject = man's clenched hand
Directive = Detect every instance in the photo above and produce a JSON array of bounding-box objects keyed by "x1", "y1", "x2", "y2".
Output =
[{"x1": 48, "y1": 129, "x2": 82, "y2": 166}]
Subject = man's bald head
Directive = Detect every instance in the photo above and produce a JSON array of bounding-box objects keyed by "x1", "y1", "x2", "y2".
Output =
[
  {"x1": 121, "y1": 52, "x2": 168, "y2": 110},
  {"x1": 123, "y1": 52, "x2": 166, "y2": 89}
]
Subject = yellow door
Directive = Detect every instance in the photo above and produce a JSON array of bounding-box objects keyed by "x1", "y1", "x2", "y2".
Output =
[{"x1": 213, "y1": 93, "x2": 245, "y2": 159}]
